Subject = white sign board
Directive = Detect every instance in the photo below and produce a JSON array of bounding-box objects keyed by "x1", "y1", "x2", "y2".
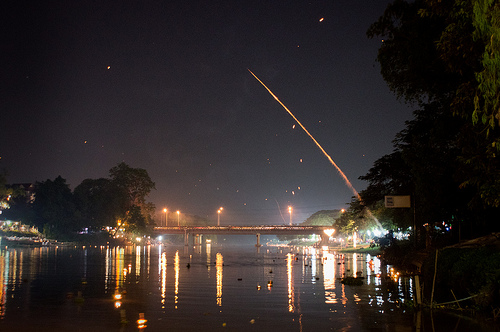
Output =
[{"x1": 385, "y1": 195, "x2": 411, "y2": 208}]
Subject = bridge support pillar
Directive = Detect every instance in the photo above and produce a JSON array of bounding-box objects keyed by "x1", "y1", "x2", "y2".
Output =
[
  {"x1": 194, "y1": 234, "x2": 202, "y2": 245},
  {"x1": 255, "y1": 233, "x2": 262, "y2": 247},
  {"x1": 184, "y1": 230, "x2": 189, "y2": 246},
  {"x1": 319, "y1": 234, "x2": 329, "y2": 246}
]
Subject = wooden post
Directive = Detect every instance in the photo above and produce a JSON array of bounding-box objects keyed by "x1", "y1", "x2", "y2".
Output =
[
  {"x1": 415, "y1": 275, "x2": 422, "y2": 306},
  {"x1": 430, "y1": 249, "x2": 438, "y2": 308},
  {"x1": 255, "y1": 233, "x2": 262, "y2": 247},
  {"x1": 451, "y1": 289, "x2": 461, "y2": 309}
]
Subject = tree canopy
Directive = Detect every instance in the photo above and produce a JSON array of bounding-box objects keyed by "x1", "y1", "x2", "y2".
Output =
[
  {"x1": 348, "y1": 0, "x2": 500, "y2": 244},
  {"x1": 367, "y1": 0, "x2": 500, "y2": 208},
  {"x1": 3, "y1": 163, "x2": 156, "y2": 238},
  {"x1": 0, "y1": 172, "x2": 14, "y2": 211},
  {"x1": 32, "y1": 176, "x2": 77, "y2": 237}
]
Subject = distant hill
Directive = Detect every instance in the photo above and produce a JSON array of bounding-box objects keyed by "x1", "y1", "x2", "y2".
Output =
[{"x1": 301, "y1": 210, "x2": 341, "y2": 226}]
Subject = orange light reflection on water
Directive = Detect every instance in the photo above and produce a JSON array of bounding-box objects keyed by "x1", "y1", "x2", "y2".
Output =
[
  {"x1": 0, "y1": 252, "x2": 5, "y2": 319},
  {"x1": 323, "y1": 251, "x2": 336, "y2": 304},
  {"x1": 216, "y1": 252, "x2": 223, "y2": 306},
  {"x1": 286, "y1": 253, "x2": 294, "y2": 312},
  {"x1": 161, "y1": 252, "x2": 167, "y2": 308},
  {"x1": 135, "y1": 246, "x2": 141, "y2": 276},
  {"x1": 174, "y1": 251, "x2": 179, "y2": 308}
]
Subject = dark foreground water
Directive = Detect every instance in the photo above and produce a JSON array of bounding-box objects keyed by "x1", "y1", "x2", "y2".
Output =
[{"x1": 0, "y1": 241, "x2": 497, "y2": 332}]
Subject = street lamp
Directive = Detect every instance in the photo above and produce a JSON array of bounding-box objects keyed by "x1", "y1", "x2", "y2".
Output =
[
  {"x1": 176, "y1": 210, "x2": 180, "y2": 226},
  {"x1": 163, "y1": 208, "x2": 167, "y2": 227},
  {"x1": 288, "y1": 206, "x2": 292, "y2": 226},
  {"x1": 217, "y1": 207, "x2": 223, "y2": 226}
]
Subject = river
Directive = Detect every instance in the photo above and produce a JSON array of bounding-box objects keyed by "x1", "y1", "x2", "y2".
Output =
[{"x1": 0, "y1": 240, "x2": 496, "y2": 331}]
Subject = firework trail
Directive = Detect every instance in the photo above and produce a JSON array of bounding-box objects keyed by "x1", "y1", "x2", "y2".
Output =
[
  {"x1": 274, "y1": 198, "x2": 287, "y2": 224},
  {"x1": 248, "y1": 69, "x2": 359, "y2": 197},
  {"x1": 248, "y1": 69, "x2": 380, "y2": 225}
]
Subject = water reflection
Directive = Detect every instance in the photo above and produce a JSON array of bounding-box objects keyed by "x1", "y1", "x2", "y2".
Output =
[
  {"x1": 135, "y1": 246, "x2": 140, "y2": 277},
  {"x1": 105, "y1": 247, "x2": 126, "y2": 294},
  {"x1": 0, "y1": 252, "x2": 6, "y2": 318},
  {"x1": 286, "y1": 253, "x2": 294, "y2": 312},
  {"x1": 323, "y1": 250, "x2": 336, "y2": 304},
  {"x1": 174, "y1": 250, "x2": 179, "y2": 308},
  {"x1": 160, "y1": 251, "x2": 167, "y2": 308},
  {"x1": 206, "y1": 243, "x2": 211, "y2": 274},
  {"x1": 216, "y1": 252, "x2": 223, "y2": 306},
  {"x1": 0, "y1": 245, "x2": 496, "y2": 331}
]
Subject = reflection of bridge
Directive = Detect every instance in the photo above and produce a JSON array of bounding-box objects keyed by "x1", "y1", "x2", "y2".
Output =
[{"x1": 153, "y1": 225, "x2": 332, "y2": 246}]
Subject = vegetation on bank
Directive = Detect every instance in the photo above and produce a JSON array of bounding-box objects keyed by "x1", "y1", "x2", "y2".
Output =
[
  {"x1": 0, "y1": 163, "x2": 156, "y2": 241},
  {"x1": 0, "y1": 229, "x2": 40, "y2": 238},
  {"x1": 379, "y1": 236, "x2": 500, "y2": 318},
  {"x1": 421, "y1": 245, "x2": 500, "y2": 312},
  {"x1": 337, "y1": 246, "x2": 381, "y2": 255}
]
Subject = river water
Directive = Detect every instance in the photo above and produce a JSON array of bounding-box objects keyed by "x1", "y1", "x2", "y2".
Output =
[{"x1": 0, "y1": 240, "x2": 497, "y2": 331}]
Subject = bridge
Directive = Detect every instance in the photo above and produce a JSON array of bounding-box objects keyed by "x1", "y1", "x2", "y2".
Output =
[{"x1": 152, "y1": 225, "x2": 333, "y2": 246}]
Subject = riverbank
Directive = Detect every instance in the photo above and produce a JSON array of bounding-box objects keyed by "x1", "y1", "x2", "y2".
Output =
[
  {"x1": 380, "y1": 233, "x2": 500, "y2": 324},
  {"x1": 330, "y1": 243, "x2": 382, "y2": 255}
]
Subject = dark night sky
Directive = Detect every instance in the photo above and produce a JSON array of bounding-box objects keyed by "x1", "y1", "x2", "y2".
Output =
[{"x1": 1, "y1": 0, "x2": 412, "y2": 225}]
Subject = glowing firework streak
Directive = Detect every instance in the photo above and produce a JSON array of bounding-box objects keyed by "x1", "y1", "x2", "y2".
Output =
[
  {"x1": 248, "y1": 70, "x2": 381, "y2": 226},
  {"x1": 248, "y1": 69, "x2": 360, "y2": 199}
]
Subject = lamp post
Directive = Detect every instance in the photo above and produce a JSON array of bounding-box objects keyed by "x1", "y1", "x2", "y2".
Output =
[
  {"x1": 176, "y1": 210, "x2": 180, "y2": 226},
  {"x1": 217, "y1": 207, "x2": 223, "y2": 226},
  {"x1": 288, "y1": 206, "x2": 292, "y2": 226},
  {"x1": 163, "y1": 208, "x2": 167, "y2": 227}
]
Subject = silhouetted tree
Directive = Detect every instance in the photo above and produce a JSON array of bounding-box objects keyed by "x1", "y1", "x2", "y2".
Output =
[
  {"x1": 368, "y1": 0, "x2": 500, "y2": 208},
  {"x1": 73, "y1": 178, "x2": 127, "y2": 230},
  {"x1": 32, "y1": 176, "x2": 77, "y2": 237},
  {"x1": 108, "y1": 162, "x2": 156, "y2": 227}
]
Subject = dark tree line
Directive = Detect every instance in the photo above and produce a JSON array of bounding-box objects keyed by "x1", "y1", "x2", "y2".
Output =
[
  {"x1": 3, "y1": 162, "x2": 155, "y2": 238},
  {"x1": 338, "y1": 0, "x2": 500, "y2": 243}
]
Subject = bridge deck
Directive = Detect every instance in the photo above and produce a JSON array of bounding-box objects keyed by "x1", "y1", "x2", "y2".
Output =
[{"x1": 153, "y1": 225, "x2": 331, "y2": 235}]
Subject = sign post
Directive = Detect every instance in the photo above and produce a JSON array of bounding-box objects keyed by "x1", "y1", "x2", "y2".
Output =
[{"x1": 385, "y1": 195, "x2": 416, "y2": 247}]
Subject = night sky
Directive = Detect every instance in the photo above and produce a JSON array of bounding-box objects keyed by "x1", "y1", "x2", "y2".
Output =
[{"x1": 1, "y1": 0, "x2": 412, "y2": 225}]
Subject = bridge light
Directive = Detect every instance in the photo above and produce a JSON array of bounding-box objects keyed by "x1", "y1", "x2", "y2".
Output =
[
  {"x1": 217, "y1": 208, "x2": 223, "y2": 226},
  {"x1": 324, "y1": 229, "x2": 335, "y2": 237},
  {"x1": 288, "y1": 206, "x2": 292, "y2": 226}
]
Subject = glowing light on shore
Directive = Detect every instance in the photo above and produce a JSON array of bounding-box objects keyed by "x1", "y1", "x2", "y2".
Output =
[{"x1": 324, "y1": 229, "x2": 335, "y2": 237}]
